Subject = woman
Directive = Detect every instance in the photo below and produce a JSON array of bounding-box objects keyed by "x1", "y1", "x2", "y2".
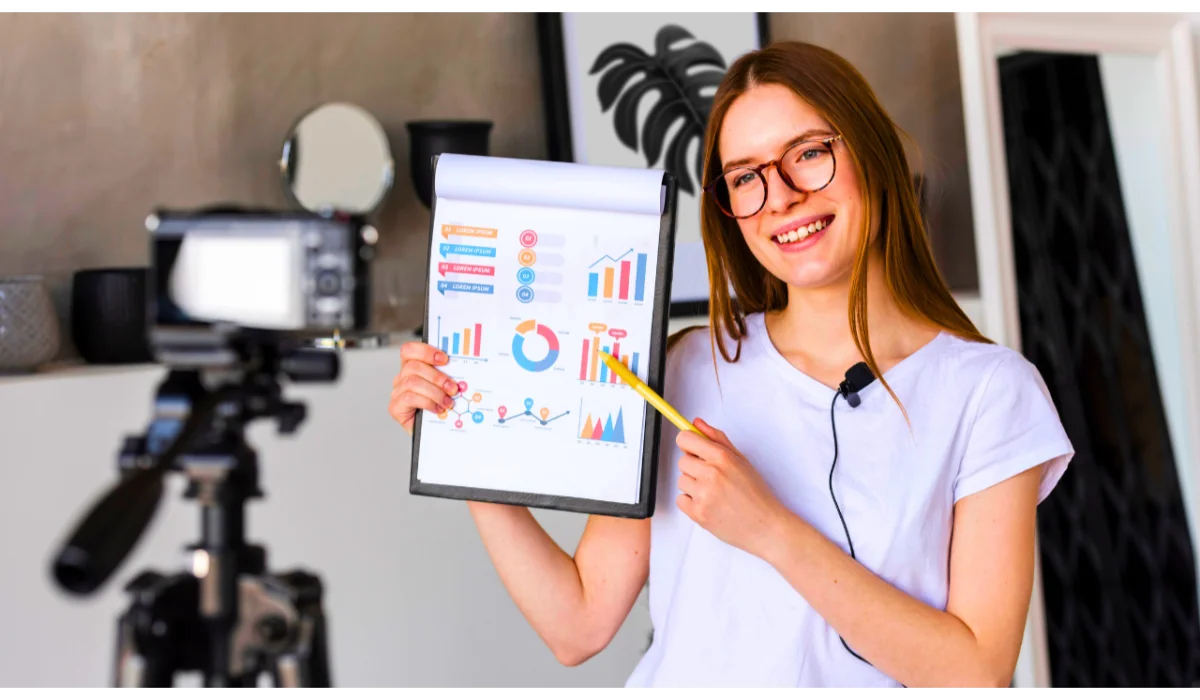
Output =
[{"x1": 388, "y1": 41, "x2": 1074, "y2": 687}]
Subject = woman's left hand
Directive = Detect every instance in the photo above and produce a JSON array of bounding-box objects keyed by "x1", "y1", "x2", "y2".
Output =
[{"x1": 675, "y1": 418, "x2": 792, "y2": 561}]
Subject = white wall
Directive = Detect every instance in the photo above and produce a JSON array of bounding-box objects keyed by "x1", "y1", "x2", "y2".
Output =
[
  {"x1": 0, "y1": 301, "x2": 989, "y2": 688},
  {"x1": 0, "y1": 340, "x2": 654, "y2": 688}
]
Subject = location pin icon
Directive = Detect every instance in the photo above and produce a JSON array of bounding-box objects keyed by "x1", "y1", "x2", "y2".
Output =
[
  {"x1": 540, "y1": 408, "x2": 549, "y2": 420},
  {"x1": 498, "y1": 406, "x2": 508, "y2": 419}
]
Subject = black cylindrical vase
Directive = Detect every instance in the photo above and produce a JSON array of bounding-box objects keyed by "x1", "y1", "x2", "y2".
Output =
[
  {"x1": 70, "y1": 267, "x2": 153, "y2": 364},
  {"x1": 406, "y1": 120, "x2": 493, "y2": 209}
]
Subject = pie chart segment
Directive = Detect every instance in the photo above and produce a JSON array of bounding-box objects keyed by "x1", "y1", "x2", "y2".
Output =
[{"x1": 512, "y1": 319, "x2": 560, "y2": 372}]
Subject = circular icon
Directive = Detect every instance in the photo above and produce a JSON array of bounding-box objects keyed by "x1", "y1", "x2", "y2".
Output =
[
  {"x1": 518, "y1": 249, "x2": 537, "y2": 266},
  {"x1": 457, "y1": 381, "x2": 468, "y2": 394},
  {"x1": 516, "y1": 286, "x2": 534, "y2": 303},
  {"x1": 472, "y1": 411, "x2": 484, "y2": 424},
  {"x1": 454, "y1": 419, "x2": 463, "y2": 429},
  {"x1": 517, "y1": 267, "x2": 535, "y2": 285},
  {"x1": 438, "y1": 410, "x2": 448, "y2": 420},
  {"x1": 472, "y1": 392, "x2": 482, "y2": 402},
  {"x1": 511, "y1": 319, "x2": 560, "y2": 372},
  {"x1": 498, "y1": 406, "x2": 508, "y2": 419},
  {"x1": 524, "y1": 398, "x2": 534, "y2": 410},
  {"x1": 520, "y1": 230, "x2": 538, "y2": 248}
]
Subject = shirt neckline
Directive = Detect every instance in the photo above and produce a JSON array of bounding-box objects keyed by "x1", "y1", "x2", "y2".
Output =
[{"x1": 748, "y1": 312, "x2": 949, "y2": 405}]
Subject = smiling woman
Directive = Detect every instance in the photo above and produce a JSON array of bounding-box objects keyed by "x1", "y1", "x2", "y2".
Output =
[{"x1": 388, "y1": 39, "x2": 1076, "y2": 688}]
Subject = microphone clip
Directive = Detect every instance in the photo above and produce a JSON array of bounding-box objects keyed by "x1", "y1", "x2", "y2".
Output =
[{"x1": 838, "y1": 379, "x2": 862, "y2": 408}]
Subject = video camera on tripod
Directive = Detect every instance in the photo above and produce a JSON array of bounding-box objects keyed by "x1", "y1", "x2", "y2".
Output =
[{"x1": 48, "y1": 102, "x2": 396, "y2": 687}]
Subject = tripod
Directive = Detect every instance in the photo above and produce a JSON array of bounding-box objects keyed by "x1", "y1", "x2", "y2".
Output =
[{"x1": 52, "y1": 345, "x2": 337, "y2": 687}]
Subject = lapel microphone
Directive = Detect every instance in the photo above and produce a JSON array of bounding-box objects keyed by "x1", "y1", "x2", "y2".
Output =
[{"x1": 837, "y1": 362, "x2": 876, "y2": 408}]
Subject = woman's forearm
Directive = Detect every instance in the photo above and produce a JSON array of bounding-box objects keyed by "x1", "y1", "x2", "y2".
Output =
[
  {"x1": 762, "y1": 513, "x2": 1011, "y2": 687},
  {"x1": 466, "y1": 501, "x2": 596, "y2": 663}
]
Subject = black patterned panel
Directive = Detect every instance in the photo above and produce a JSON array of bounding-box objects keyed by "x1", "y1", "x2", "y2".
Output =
[{"x1": 998, "y1": 50, "x2": 1200, "y2": 686}]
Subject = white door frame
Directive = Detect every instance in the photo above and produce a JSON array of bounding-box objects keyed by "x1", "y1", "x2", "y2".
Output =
[{"x1": 955, "y1": 11, "x2": 1200, "y2": 688}]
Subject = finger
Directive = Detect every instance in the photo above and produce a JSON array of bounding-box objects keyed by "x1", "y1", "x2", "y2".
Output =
[
  {"x1": 401, "y1": 359, "x2": 460, "y2": 396},
  {"x1": 678, "y1": 471, "x2": 699, "y2": 496},
  {"x1": 401, "y1": 341, "x2": 448, "y2": 367},
  {"x1": 693, "y1": 418, "x2": 734, "y2": 449},
  {"x1": 678, "y1": 454, "x2": 715, "y2": 481},
  {"x1": 676, "y1": 429, "x2": 727, "y2": 463},
  {"x1": 676, "y1": 492, "x2": 694, "y2": 517},
  {"x1": 398, "y1": 374, "x2": 457, "y2": 412},
  {"x1": 392, "y1": 391, "x2": 444, "y2": 419}
]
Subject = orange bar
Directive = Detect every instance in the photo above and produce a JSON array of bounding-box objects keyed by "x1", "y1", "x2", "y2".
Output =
[
  {"x1": 603, "y1": 267, "x2": 614, "y2": 299},
  {"x1": 589, "y1": 335, "x2": 599, "y2": 381},
  {"x1": 463, "y1": 328, "x2": 472, "y2": 357}
]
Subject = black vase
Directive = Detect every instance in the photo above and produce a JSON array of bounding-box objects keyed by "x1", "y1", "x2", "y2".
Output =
[
  {"x1": 70, "y1": 267, "x2": 153, "y2": 364},
  {"x1": 406, "y1": 120, "x2": 493, "y2": 209}
]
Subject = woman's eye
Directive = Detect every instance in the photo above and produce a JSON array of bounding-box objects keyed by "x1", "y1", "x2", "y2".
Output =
[{"x1": 731, "y1": 172, "x2": 755, "y2": 188}]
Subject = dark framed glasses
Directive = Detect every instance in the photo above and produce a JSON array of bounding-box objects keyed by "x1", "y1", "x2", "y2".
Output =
[{"x1": 704, "y1": 135, "x2": 843, "y2": 219}]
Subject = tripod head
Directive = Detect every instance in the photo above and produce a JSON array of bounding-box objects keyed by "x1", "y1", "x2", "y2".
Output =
[{"x1": 50, "y1": 340, "x2": 338, "y2": 597}]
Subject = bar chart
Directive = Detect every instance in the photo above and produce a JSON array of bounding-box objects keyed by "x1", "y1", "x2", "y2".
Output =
[
  {"x1": 437, "y1": 316, "x2": 485, "y2": 360},
  {"x1": 579, "y1": 322, "x2": 638, "y2": 384},
  {"x1": 587, "y1": 248, "x2": 648, "y2": 303}
]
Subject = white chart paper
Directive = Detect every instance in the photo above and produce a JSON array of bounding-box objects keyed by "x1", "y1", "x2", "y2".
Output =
[{"x1": 414, "y1": 155, "x2": 668, "y2": 505}]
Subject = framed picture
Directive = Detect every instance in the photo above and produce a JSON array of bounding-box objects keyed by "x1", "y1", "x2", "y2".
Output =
[{"x1": 536, "y1": 12, "x2": 771, "y2": 318}]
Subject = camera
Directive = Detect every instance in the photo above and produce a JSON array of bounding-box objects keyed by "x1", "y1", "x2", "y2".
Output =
[
  {"x1": 49, "y1": 101, "x2": 398, "y2": 687},
  {"x1": 146, "y1": 206, "x2": 378, "y2": 369}
]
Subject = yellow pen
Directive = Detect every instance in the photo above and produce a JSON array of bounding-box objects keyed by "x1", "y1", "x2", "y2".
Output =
[{"x1": 598, "y1": 351, "x2": 701, "y2": 434}]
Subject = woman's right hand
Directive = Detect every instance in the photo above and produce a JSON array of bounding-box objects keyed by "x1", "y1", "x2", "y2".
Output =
[{"x1": 389, "y1": 341, "x2": 460, "y2": 435}]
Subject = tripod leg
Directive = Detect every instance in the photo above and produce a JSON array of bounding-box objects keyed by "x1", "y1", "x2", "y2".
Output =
[
  {"x1": 113, "y1": 574, "x2": 177, "y2": 687},
  {"x1": 231, "y1": 571, "x2": 332, "y2": 687},
  {"x1": 270, "y1": 610, "x2": 332, "y2": 687}
]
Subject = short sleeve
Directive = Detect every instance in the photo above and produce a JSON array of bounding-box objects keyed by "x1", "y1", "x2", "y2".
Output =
[{"x1": 954, "y1": 353, "x2": 1075, "y2": 504}]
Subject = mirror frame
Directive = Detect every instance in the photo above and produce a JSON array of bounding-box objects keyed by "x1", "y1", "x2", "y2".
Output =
[
  {"x1": 955, "y1": 11, "x2": 1200, "y2": 688},
  {"x1": 279, "y1": 101, "x2": 395, "y2": 217}
]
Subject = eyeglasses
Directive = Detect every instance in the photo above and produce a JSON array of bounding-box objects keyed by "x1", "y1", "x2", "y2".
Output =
[{"x1": 703, "y1": 135, "x2": 843, "y2": 219}]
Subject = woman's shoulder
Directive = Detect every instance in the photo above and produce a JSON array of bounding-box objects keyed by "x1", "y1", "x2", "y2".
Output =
[{"x1": 931, "y1": 330, "x2": 1046, "y2": 394}]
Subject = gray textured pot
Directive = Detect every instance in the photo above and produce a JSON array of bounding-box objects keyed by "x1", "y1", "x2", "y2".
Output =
[{"x1": 0, "y1": 275, "x2": 61, "y2": 373}]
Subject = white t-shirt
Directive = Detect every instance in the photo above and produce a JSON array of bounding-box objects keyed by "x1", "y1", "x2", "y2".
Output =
[{"x1": 625, "y1": 312, "x2": 1075, "y2": 687}]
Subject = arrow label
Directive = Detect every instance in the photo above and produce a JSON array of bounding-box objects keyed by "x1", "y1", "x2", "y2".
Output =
[
  {"x1": 437, "y1": 281, "x2": 494, "y2": 296},
  {"x1": 442, "y1": 224, "x2": 498, "y2": 240},
  {"x1": 438, "y1": 262, "x2": 495, "y2": 277},
  {"x1": 439, "y1": 243, "x2": 496, "y2": 258}
]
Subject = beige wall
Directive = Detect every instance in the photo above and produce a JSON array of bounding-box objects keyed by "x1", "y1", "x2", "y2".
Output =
[
  {"x1": 0, "y1": 12, "x2": 976, "y2": 361},
  {"x1": 769, "y1": 13, "x2": 977, "y2": 292}
]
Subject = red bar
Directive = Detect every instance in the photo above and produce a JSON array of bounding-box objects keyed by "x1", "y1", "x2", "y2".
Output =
[
  {"x1": 610, "y1": 342, "x2": 620, "y2": 383},
  {"x1": 619, "y1": 260, "x2": 631, "y2": 300},
  {"x1": 473, "y1": 323, "x2": 481, "y2": 356},
  {"x1": 580, "y1": 339, "x2": 590, "y2": 380}
]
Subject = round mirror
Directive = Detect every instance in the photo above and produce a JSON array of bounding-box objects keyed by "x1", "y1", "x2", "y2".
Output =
[{"x1": 281, "y1": 102, "x2": 394, "y2": 216}]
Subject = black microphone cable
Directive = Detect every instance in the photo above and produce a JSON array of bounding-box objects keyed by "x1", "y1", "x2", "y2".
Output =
[{"x1": 828, "y1": 388, "x2": 873, "y2": 668}]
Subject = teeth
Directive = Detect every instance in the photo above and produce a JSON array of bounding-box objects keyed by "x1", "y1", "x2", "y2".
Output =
[{"x1": 775, "y1": 217, "x2": 831, "y2": 244}]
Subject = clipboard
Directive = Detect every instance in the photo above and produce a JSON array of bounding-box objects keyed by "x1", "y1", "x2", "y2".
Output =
[{"x1": 408, "y1": 153, "x2": 679, "y2": 519}]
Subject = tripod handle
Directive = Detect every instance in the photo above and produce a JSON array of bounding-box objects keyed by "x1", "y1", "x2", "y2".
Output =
[
  {"x1": 52, "y1": 383, "x2": 233, "y2": 596},
  {"x1": 52, "y1": 467, "x2": 165, "y2": 595}
]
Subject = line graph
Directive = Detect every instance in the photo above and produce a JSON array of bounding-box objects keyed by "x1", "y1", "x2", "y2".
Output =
[{"x1": 496, "y1": 398, "x2": 570, "y2": 427}]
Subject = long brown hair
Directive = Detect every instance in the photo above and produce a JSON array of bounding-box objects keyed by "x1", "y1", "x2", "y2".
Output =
[{"x1": 678, "y1": 40, "x2": 989, "y2": 412}]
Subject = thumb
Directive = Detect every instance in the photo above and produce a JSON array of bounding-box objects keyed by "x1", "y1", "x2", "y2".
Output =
[{"x1": 693, "y1": 418, "x2": 733, "y2": 448}]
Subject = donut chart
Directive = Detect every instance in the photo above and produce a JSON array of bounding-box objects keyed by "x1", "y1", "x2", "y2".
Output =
[{"x1": 511, "y1": 319, "x2": 559, "y2": 372}]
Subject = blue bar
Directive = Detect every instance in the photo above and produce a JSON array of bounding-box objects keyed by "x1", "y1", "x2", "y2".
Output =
[
  {"x1": 600, "y1": 345, "x2": 610, "y2": 383},
  {"x1": 632, "y1": 352, "x2": 639, "y2": 376},
  {"x1": 588, "y1": 272, "x2": 599, "y2": 298},
  {"x1": 441, "y1": 337, "x2": 448, "y2": 353},
  {"x1": 635, "y1": 253, "x2": 647, "y2": 301},
  {"x1": 452, "y1": 333, "x2": 460, "y2": 355}
]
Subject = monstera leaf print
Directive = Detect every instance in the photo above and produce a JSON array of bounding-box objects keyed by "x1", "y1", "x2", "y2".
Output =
[{"x1": 589, "y1": 25, "x2": 728, "y2": 195}]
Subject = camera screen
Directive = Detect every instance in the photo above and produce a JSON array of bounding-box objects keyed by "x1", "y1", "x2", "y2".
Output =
[{"x1": 165, "y1": 228, "x2": 307, "y2": 330}]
